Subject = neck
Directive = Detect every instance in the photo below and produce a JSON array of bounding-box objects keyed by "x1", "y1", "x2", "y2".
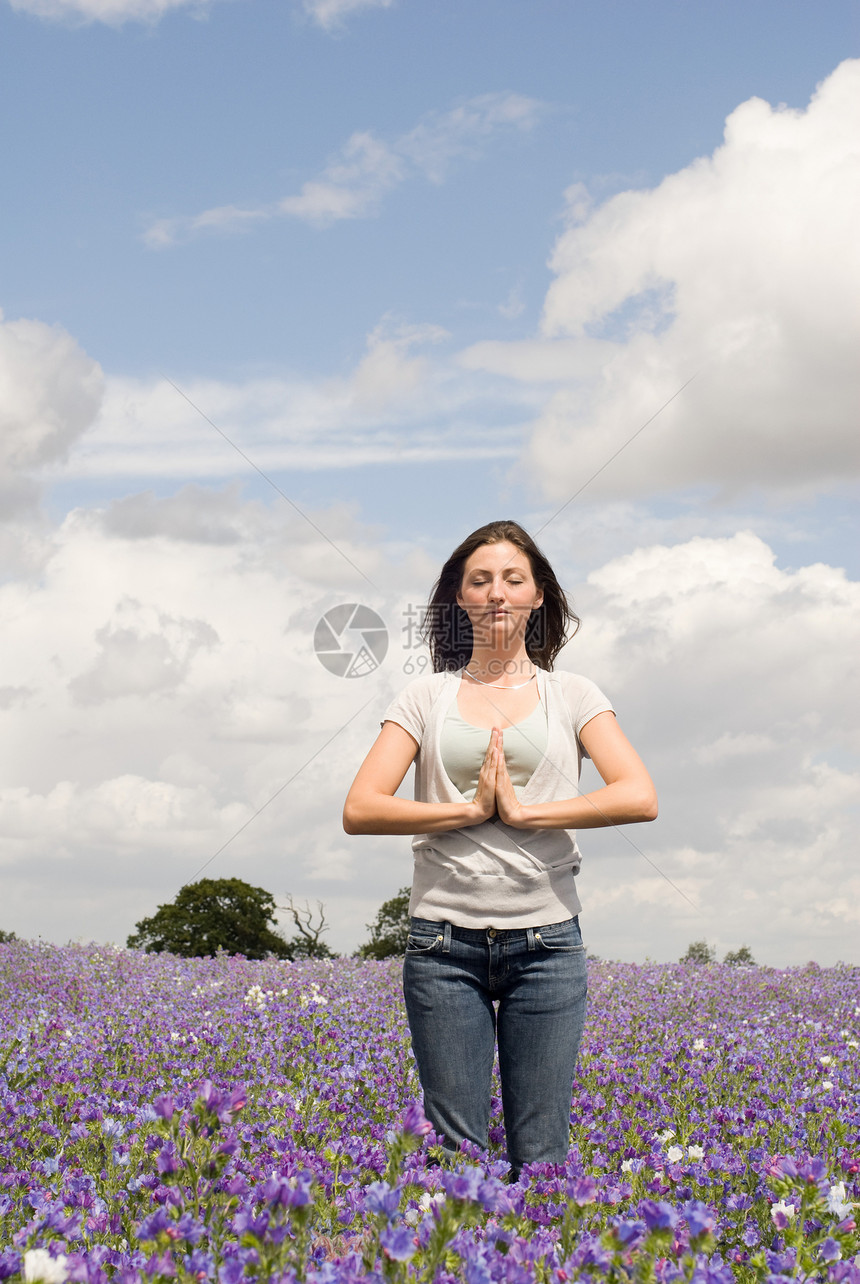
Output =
[{"x1": 465, "y1": 646, "x2": 535, "y2": 685}]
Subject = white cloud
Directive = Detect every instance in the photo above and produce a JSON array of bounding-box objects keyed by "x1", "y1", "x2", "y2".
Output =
[
  {"x1": 0, "y1": 311, "x2": 103, "y2": 487},
  {"x1": 50, "y1": 322, "x2": 533, "y2": 483},
  {"x1": 144, "y1": 93, "x2": 545, "y2": 246},
  {"x1": 483, "y1": 59, "x2": 860, "y2": 503},
  {"x1": 6, "y1": 0, "x2": 394, "y2": 29},
  {"x1": 0, "y1": 310, "x2": 104, "y2": 574},
  {"x1": 301, "y1": 0, "x2": 395, "y2": 30},
  {"x1": 68, "y1": 598, "x2": 219, "y2": 704},
  {"x1": 7, "y1": 0, "x2": 213, "y2": 23},
  {"x1": 0, "y1": 483, "x2": 857, "y2": 965},
  {"x1": 564, "y1": 529, "x2": 859, "y2": 963}
]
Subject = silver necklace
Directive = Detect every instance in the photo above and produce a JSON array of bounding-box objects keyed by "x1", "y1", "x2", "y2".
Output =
[{"x1": 464, "y1": 667, "x2": 537, "y2": 690}]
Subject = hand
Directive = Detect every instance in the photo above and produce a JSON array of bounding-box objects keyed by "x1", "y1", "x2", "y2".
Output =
[
  {"x1": 493, "y1": 736, "x2": 529, "y2": 828},
  {"x1": 466, "y1": 729, "x2": 501, "y2": 824}
]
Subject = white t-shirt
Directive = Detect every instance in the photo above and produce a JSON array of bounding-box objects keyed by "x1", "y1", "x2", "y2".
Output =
[{"x1": 383, "y1": 666, "x2": 614, "y2": 928}]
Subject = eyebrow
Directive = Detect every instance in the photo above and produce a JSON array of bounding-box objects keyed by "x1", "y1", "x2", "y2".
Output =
[{"x1": 466, "y1": 564, "x2": 529, "y2": 575}]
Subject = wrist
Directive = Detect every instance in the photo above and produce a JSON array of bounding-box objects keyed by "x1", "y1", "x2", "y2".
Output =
[{"x1": 500, "y1": 801, "x2": 531, "y2": 829}]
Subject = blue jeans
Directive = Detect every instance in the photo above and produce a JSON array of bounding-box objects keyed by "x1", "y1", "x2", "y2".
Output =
[{"x1": 402, "y1": 916, "x2": 587, "y2": 1173}]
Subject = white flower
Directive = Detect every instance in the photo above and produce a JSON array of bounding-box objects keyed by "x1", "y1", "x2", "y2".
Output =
[
  {"x1": 666, "y1": 1145, "x2": 685, "y2": 1163},
  {"x1": 693, "y1": 1038, "x2": 706, "y2": 1051},
  {"x1": 405, "y1": 1190, "x2": 446, "y2": 1226},
  {"x1": 819, "y1": 1055, "x2": 833, "y2": 1066},
  {"x1": 687, "y1": 1145, "x2": 705, "y2": 1161},
  {"x1": 827, "y1": 1181, "x2": 855, "y2": 1219},
  {"x1": 23, "y1": 1249, "x2": 69, "y2": 1284},
  {"x1": 821, "y1": 1080, "x2": 834, "y2": 1092},
  {"x1": 847, "y1": 1040, "x2": 859, "y2": 1050},
  {"x1": 771, "y1": 1200, "x2": 796, "y2": 1223},
  {"x1": 621, "y1": 1158, "x2": 634, "y2": 1173},
  {"x1": 655, "y1": 1128, "x2": 676, "y2": 1144}
]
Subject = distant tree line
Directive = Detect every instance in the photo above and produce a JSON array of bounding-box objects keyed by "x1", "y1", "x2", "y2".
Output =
[
  {"x1": 680, "y1": 940, "x2": 756, "y2": 966},
  {"x1": 126, "y1": 878, "x2": 335, "y2": 960},
  {"x1": 9, "y1": 888, "x2": 759, "y2": 968}
]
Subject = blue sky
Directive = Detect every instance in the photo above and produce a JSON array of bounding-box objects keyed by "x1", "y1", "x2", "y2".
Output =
[{"x1": 1, "y1": 0, "x2": 858, "y2": 963}]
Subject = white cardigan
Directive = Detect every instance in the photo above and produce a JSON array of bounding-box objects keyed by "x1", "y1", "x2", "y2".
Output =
[{"x1": 383, "y1": 667, "x2": 614, "y2": 928}]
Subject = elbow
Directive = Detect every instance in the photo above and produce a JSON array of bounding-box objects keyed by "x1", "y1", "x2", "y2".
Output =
[
  {"x1": 638, "y1": 788, "x2": 659, "y2": 823},
  {"x1": 342, "y1": 797, "x2": 364, "y2": 835}
]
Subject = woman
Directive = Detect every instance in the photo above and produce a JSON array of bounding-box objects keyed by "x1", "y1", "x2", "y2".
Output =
[{"x1": 343, "y1": 520, "x2": 656, "y2": 1178}]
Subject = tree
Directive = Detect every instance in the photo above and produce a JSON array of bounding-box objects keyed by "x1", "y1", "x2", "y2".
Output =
[
  {"x1": 127, "y1": 877, "x2": 293, "y2": 959},
  {"x1": 280, "y1": 895, "x2": 336, "y2": 959},
  {"x1": 357, "y1": 886, "x2": 411, "y2": 960},
  {"x1": 0, "y1": 929, "x2": 16, "y2": 944},
  {"x1": 680, "y1": 939, "x2": 716, "y2": 965},
  {"x1": 724, "y1": 945, "x2": 756, "y2": 966}
]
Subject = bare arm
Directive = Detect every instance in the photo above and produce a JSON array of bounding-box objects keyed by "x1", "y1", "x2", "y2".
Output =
[
  {"x1": 494, "y1": 711, "x2": 658, "y2": 830},
  {"x1": 343, "y1": 720, "x2": 500, "y2": 835}
]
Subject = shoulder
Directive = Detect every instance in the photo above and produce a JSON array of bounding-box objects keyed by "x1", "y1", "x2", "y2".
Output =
[
  {"x1": 397, "y1": 669, "x2": 457, "y2": 703},
  {"x1": 546, "y1": 669, "x2": 601, "y2": 697},
  {"x1": 383, "y1": 669, "x2": 458, "y2": 738},
  {"x1": 544, "y1": 668, "x2": 615, "y2": 729}
]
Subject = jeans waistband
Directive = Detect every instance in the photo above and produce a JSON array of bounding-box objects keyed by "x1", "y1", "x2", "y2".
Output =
[{"x1": 410, "y1": 916, "x2": 578, "y2": 947}]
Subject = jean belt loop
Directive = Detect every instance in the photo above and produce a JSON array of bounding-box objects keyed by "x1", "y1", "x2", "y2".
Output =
[
  {"x1": 526, "y1": 927, "x2": 536, "y2": 952},
  {"x1": 442, "y1": 922, "x2": 452, "y2": 954}
]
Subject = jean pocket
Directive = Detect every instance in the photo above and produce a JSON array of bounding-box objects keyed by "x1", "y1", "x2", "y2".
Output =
[
  {"x1": 405, "y1": 930, "x2": 444, "y2": 955},
  {"x1": 534, "y1": 922, "x2": 584, "y2": 953}
]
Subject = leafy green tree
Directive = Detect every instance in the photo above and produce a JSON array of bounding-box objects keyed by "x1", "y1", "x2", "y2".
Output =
[
  {"x1": 724, "y1": 944, "x2": 756, "y2": 966},
  {"x1": 357, "y1": 886, "x2": 411, "y2": 960},
  {"x1": 680, "y1": 939, "x2": 716, "y2": 965},
  {"x1": 127, "y1": 877, "x2": 293, "y2": 959},
  {"x1": 0, "y1": 929, "x2": 17, "y2": 944}
]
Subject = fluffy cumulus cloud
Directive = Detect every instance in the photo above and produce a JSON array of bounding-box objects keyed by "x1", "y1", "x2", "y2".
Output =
[
  {"x1": 463, "y1": 61, "x2": 860, "y2": 504},
  {"x1": 0, "y1": 312, "x2": 103, "y2": 490},
  {"x1": 0, "y1": 311, "x2": 103, "y2": 573},
  {"x1": 0, "y1": 492, "x2": 418, "y2": 950},
  {"x1": 566, "y1": 530, "x2": 860, "y2": 963},
  {"x1": 144, "y1": 93, "x2": 545, "y2": 246},
  {"x1": 1, "y1": 460, "x2": 858, "y2": 964}
]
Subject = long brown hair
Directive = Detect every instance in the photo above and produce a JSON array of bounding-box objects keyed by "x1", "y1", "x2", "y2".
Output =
[{"x1": 421, "y1": 520, "x2": 580, "y2": 672}]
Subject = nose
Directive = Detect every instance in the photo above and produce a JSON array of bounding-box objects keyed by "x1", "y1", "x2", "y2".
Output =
[{"x1": 488, "y1": 578, "x2": 505, "y2": 602}]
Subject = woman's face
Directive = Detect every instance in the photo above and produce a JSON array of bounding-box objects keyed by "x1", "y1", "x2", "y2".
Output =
[{"x1": 456, "y1": 540, "x2": 543, "y2": 648}]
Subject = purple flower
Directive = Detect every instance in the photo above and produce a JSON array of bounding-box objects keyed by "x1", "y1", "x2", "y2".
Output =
[
  {"x1": 137, "y1": 1208, "x2": 171, "y2": 1240},
  {"x1": 685, "y1": 1200, "x2": 718, "y2": 1239},
  {"x1": 820, "y1": 1237, "x2": 842, "y2": 1263},
  {"x1": 262, "y1": 1173, "x2": 314, "y2": 1208},
  {"x1": 198, "y1": 1082, "x2": 247, "y2": 1124},
  {"x1": 566, "y1": 1176, "x2": 598, "y2": 1206},
  {"x1": 364, "y1": 1181, "x2": 400, "y2": 1218},
  {"x1": 0, "y1": 1253, "x2": 21, "y2": 1282},
  {"x1": 442, "y1": 1167, "x2": 484, "y2": 1203},
  {"x1": 400, "y1": 1100, "x2": 432, "y2": 1138},
  {"x1": 640, "y1": 1199, "x2": 678, "y2": 1232},
  {"x1": 379, "y1": 1225, "x2": 417, "y2": 1261},
  {"x1": 611, "y1": 1218, "x2": 646, "y2": 1248},
  {"x1": 217, "y1": 1260, "x2": 245, "y2": 1284},
  {"x1": 232, "y1": 1208, "x2": 270, "y2": 1238},
  {"x1": 156, "y1": 1146, "x2": 181, "y2": 1176}
]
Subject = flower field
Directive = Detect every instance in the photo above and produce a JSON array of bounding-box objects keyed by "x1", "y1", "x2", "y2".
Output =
[{"x1": 1, "y1": 941, "x2": 859, "y2": 1284}]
